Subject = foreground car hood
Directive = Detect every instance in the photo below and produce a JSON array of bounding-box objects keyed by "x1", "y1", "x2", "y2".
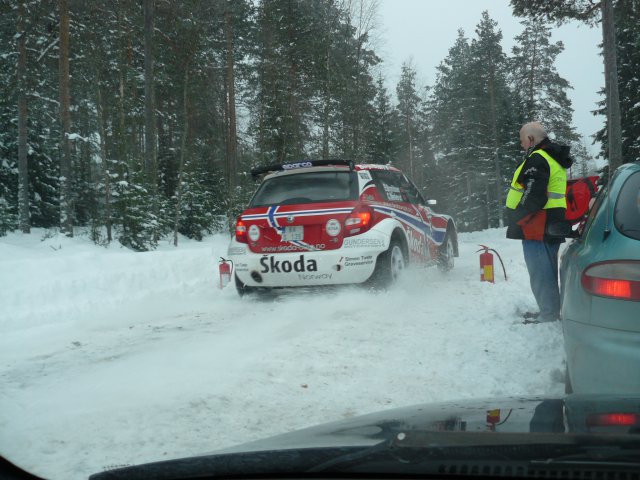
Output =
[
  {"x1": 219, "y1": 394, "x2": 640, "y2": 454},
  {"x1": 218, "y1": 396, "x2": 558, "y2": 453},
  {"x1": 92, "y1": 395, "x2": 640, "y2": 479}
]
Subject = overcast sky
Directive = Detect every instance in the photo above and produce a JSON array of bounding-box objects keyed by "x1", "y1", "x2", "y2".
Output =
[{"x1": 376, "y1": 0, "x2": 605, "y2": 156}]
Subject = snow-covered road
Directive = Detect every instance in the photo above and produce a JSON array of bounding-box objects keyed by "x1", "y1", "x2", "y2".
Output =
[{"x1": 0, "y1": 228, "x2": 566, "y2": 479}]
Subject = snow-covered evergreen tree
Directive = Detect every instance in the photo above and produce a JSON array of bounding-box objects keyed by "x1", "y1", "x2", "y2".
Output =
[
  {"x1": 510, "y1": 18, "x2": 579, "y2": 145},
  {"x1": 395, "y1": 62, "x2": 422, "y2": 181}
]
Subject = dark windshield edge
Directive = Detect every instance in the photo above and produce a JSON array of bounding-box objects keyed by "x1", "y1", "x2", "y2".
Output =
[{"x1": 89, "y1": 438, "x2": 640, "y2": 480}]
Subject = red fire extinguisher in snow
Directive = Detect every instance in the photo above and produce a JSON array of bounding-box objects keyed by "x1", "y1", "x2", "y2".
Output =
[
  {"x1": 218, "y1": 257, "x2": 233, "y2": 289},
  {"x1": 476, "y1": 245, "x2": 507, "y2": 283}
]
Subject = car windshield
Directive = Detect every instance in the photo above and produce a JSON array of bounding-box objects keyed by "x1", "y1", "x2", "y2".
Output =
[
  {"x1": 2, "y1": 1, "x2": 638, "y2": 480},
  {"x1": 250, "y1": 171, "x2": 358, "y2": 207}
]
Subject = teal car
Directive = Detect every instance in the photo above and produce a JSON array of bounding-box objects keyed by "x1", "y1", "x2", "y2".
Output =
[{"x1": 560, "y1": 161, "x2": 640, "y2": 394}]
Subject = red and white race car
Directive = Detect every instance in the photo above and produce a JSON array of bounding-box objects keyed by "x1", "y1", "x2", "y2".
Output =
[{"x1": 227, "y1": 160, "x2": 458, "y2": 295}]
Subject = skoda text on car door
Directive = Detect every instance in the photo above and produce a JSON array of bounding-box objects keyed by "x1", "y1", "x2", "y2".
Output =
[{"x1": 227, "y1": 160, "x2": 458, "y2": 294}]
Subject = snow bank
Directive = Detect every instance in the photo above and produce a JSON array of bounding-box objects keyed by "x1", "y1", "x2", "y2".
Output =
[{"x1": 0, "y1": 228, "x2": 566, "y2": 479}]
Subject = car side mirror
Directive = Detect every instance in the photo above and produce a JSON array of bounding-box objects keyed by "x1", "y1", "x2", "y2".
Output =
[{"x1": 427, "y1": 199, "x2": 437, "y2": 206}]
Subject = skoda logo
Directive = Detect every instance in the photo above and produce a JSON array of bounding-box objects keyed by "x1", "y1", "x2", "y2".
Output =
[{"x1": 287, "y1": 215, "x2": 295, "y2": 224}]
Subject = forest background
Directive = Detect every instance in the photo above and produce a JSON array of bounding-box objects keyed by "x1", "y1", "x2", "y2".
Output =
[{"x1": 1, "y1": 0, "x2": 639, "y2": 250}]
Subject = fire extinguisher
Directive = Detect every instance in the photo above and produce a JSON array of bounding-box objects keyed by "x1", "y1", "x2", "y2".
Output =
[
  {"x1": 218, "y1": 257, "x2": 233, "y2": 289},
  {"x1": 476, "y1": 245, "x2": 507, "y2": 283}
]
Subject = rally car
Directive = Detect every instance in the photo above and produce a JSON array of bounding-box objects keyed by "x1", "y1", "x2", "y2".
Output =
[{"x1": 227, "y1": 160, "x2": 458, "y2": 295}]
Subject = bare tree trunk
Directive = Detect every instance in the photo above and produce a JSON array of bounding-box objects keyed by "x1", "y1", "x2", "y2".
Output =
[
  {"x1": 96, "y1": 81, "x2": 111, "y2": 243},
  {"x1": 144, "y1": 0, "x2": 158, "y2": 241},
  {"x1": 527, "y1": 35, "x2": 537, "y2": 119},
  {"x1": 343, "y1": 0, "x2": 378, "y2": 161},
  {"x1": 174, "y1": 64, "x2": 190, "y2": 247},
  {"x1": 58, "y1": 0, "x2": 73, "y2": 236},
  {"x1": 225, "y1": 1, "x2": 237, "y2": 197},
  {"x1": 487, "y1": 56, "x2": 504, "y2": 227},
  {"x1": 601, "y1": 0, "x2": 623, "y2": 172},
  {"x1": 144, "y1": 0, "x2": 157, "y2": 187},
  {"x1": 17, "y1": 0, "x2": 30, "y2": 234},
  {"x1": 484, "y1": 179, "x2": 489, "y2": 228},
  {"x1": 406, "y1": 112, "x2": 413, "y2": 180},
  {"x1": 322, "y1": 32, "x2": 331, "y2": 159}
]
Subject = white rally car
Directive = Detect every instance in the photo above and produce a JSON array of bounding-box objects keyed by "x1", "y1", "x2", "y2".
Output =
[{"x1": 227, "y1": 160, "x2": 458, "y2": 295}]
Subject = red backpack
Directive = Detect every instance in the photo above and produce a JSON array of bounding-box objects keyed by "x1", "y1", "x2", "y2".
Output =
[{"x1": 565, "y1": 176, "x2": 599, "y2": 224}]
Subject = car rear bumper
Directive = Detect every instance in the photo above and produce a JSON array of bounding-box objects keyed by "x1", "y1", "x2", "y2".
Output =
[
  {"x1": 227, "y1": 233, "x2": 388, "y2": 287},
  {"x1": 563, "y1": 319, "x2": 640, "y2": 394}
]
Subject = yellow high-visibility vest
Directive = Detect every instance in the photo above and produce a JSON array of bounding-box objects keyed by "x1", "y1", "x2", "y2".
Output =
[{"x1": 505, "y1": 149, "x2": 567, "y2": 210}]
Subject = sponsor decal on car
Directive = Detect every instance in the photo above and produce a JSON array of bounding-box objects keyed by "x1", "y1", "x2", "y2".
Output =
[
  {"x1": 234, "y1": 262, "x2": 249, "y2": 272},
  {"x1": 242, "y1": 206, "x2": 353, "y2": 221},
  {"x1": 379, "y1": 202, "x2": 415, "y2": 214},
  {"x1": 260, "y1": 244, "x2": 325, "y2": 253},
  {"x1": 325, "y1": 219, "x2": 341, "y2": 237},
  {"x1": 260, "y1": 255, "x2": 318, "y2": 273},
  {"x1": 406, "y1": 228, "x2": 427, "y2": 255},
  {"x1": 373, "y1": 204, "x2": 446, "y2": 246},
  {"x1": 298, "y1": 273, "x2": 333, "y2": 281},
  {"x1": 342, "y1": 237, "x2": 385, "y2": 249},
  {"x1": 358, "y1": 164, "x2": 395, "y2": 171},
  {"x1": 248, "y1": 224, "x2": 260, "y2": 241},
  {"x1": 228, "y1": 246, "x2": 247, "y2": 255},
  {"x1": 282, "y1": 161, "x2": 313, "y2": 170},
  {"x1": 382, "y1": 183, "x2": 403, "y2": 201},
  {"x1": 342, "y1": 255, "x2": 374, "y2": 267}
]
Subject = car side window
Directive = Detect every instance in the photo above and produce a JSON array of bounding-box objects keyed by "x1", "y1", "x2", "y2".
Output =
[
  {"x1": 399, "y1": 174, "x2": 424, "y2": 205},
  {"x1": 370, "y1": 171, "x2": 410, "y2": 203}
]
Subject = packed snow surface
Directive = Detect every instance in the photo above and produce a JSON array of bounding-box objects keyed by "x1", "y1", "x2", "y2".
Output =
[{"x1": 0, "y1": 228, "x2": 566, "y2": 479}]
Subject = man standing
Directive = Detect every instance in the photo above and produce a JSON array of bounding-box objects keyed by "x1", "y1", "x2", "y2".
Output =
[{"x1": 506, "y1": 122, "x2": 573, "y2": 323}]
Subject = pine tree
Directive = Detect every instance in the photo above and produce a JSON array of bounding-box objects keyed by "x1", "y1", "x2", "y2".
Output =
[
  {"x1": 413, "y1": 86, "x2": 437, "y2": 196},
  {"x1": 469, "y1": 11, "x2": 521, "y2": 228},
  {"x1": 58, "y1": 0, "x2": 73, "y2": 236},
  {"x1": 0, "y1": 1, "x2": 18, "y2": 235},
  {"x1": 367, "y1": 73, "x2": 398, "y2": 164},
  {"x1": 429, "y1": 30, "x2": 481, "y2": 230},
  {"x1": 334, "y1": 0, "x2": 380, "y2": 161},
  {"x1": 1, "y1": 0, "x2": 61, "y2": 232},
  {"x1": 17, "y1": 0, "x2": 30, "y2": 233},
  {"x1": 569, "y1": 141, "x2": 596, "y2": 178},
  {"x1": 395, "y1": 62, "x2": 421, "y2": 180},
  {"x1": 510, "y1": 0, "x2": 623, "y2": 171},
  {"x1": 510, "y1": 18, "x2": 579, "y2": 145},
  {"x1": 616, "y1": 0, "x2": 640, "y2": 163},
  {"x1": 252, "y1": 0, "x2": 319, "y2": 163},
  {"x1": 594, "y1": 0, "x2": 640, "y2": 164}
]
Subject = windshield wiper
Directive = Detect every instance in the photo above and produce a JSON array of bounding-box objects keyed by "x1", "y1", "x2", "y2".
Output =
[{"x1": 531, "y1": 446, "x2": 640, "y2": 465}]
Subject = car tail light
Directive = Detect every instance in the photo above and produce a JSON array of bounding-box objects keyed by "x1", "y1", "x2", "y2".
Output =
[
  {"x1": 235, "y1": 218, "x2": 247, "y2": 243},
  {"x1": 586, "y1": 413, "x2": 639, "y2": 427},
  {"x1": 344, "y1": 205, "x2": 375, "y2": 237},
  {"x1": 581, "y1": 261, "x2": 640, "y2": 301}
]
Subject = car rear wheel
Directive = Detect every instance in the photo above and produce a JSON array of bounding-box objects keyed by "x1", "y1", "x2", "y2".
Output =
[
  {"x1": 235, "y1": 274, "x2": 256, "y2": 297},
  {"x1": 437, "y1": 232, "x2": 455, "y2": 272},
  {"x1": 368, "y1": 239, "x2": 406, "y2": 289}
]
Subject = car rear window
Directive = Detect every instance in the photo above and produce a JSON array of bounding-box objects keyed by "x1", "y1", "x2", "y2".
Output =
[
  {"x1": 614, "y1": 170, "x2": 640, "y2": 241},
  {"x1": 250, "y1": 171, "x2": 358, "y2": 207}
]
